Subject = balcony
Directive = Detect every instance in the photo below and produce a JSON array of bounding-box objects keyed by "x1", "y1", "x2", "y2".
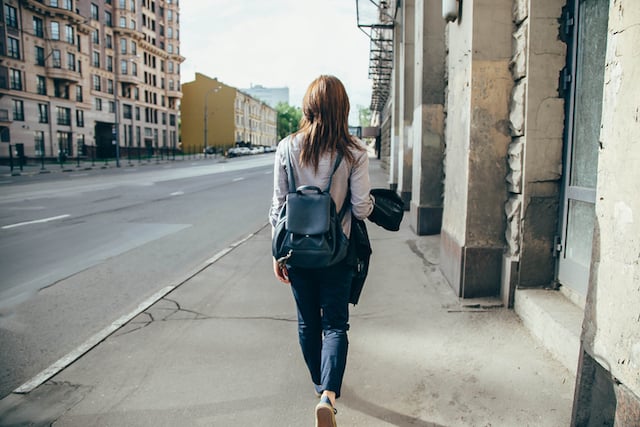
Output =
[
  {"x1": 117, "y1": 72, "x2": 139, "y2": 85},
  {"x1": 46, "y1": 67, "x2": 80, "y2": 83},
  {"x1": 166, "y1": 88, "x2": 182, "y2": 99}
]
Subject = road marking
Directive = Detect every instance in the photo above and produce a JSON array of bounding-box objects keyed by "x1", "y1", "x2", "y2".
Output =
[
  {"x1": 12, "y1": 224, "x2": 268, "y2": 395},
  {"x1": 2, "y1": 214, "x2": 70, "y2": 230},
  {"x1": 170, "y1": 191, "x2": 184, "y2": 196},
  {"x1": 13, "y1": 285, "x2": 177, "y2": 394},
  {"x1": 232, "y1": 177, "x2": 244, "y2": 182}
]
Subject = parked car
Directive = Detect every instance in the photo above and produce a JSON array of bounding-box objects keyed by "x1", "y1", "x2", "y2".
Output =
[{"x1": 227, "y1": 147, "x2": 251, "y2": 157}]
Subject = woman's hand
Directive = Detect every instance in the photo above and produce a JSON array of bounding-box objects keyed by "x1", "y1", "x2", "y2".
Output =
[{"x1": 273, "y1": 258, "x2": 290, "y2": 284}]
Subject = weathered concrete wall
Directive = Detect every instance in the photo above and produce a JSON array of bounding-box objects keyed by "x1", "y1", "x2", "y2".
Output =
[
  {"x1": 441, "y1": 0, "x2": 472, "y2": 244},
  {"x1": 441, "y1": 0, "x2": 513, "y2": 297},
  {"x1": 388, "y1": 28, "x2": 402, "y2": 190},
  {"x1": 574, "y1": 0, "x2": 640, "y2": 421},
  {"x1": 502, "y1": 0, "x2": 566, "y2": 306},
  {"x1": 396, "y1": 0, "x2": 415, "y2": 206},
  {"x1": 409, "y1": 0, "x2": 445, "y2": 235},
  {"x1": 440, "y1": 0, "x2": 473, "y2": 293}
]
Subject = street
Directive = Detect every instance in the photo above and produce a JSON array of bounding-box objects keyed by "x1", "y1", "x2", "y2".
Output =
[{"x1": 0, "y1": 155, "x2": 275, "y2": 399}]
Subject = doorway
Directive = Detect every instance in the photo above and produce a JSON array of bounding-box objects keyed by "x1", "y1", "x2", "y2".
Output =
[{"x1": 557, "y1": 0, "x2": 609, "y2": 306}]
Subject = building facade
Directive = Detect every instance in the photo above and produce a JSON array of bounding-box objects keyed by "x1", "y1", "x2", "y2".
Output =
[
  {"x1": 360, "y1": 0, "x2": 639, "y2": 423},
  {"x1": 0, "y1": 0, "x2": 182, "y2": 163},
  {"x1": 241, "y1": 84, "x2": 289, "y2": 108},
  {"x1": 181, "y1": 73, "x2": 277, "y2": 154}
]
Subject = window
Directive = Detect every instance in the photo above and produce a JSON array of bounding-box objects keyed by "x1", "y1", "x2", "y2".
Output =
[
  {"x1": 168, "y1": 61, "x2": 174, "y2": 73},
  {"x1": 92, "y1": 29, "x2": 99, "y2": 44},
  {"x1": 76, "y1": 85, "x2": 83, "y2": 102},
  {"x1": 58, "y1": 132, "x2": 72, "y2": 156},
  {"x1": 105, "y1": 11, "x2": 112, "y2": 27},
  {"x1": 67, "y1": 52, "x2": 76, "y2": 71},
  {"x1": 5, "y1": 5, "x2": 18, "y2": 28},
  {"x1": 54, "y1": 81, "x2": 69, "y2": 98},
  {"x1": 77, "y1": 134, "x2": 86, "y2": 155},
  {"x1": 35, "y1": 132, "x2": 45, "y2": 156},
  {"x1": 57, "y1": 107, "x2": 71, "y2": 125},
  {"x1": 131, "y1": 62, "x2": 137, "y2": 76},
  {"x1": 131, "y1": 41, "x2": 137, "y2": 55},
  {"x1": 135, "y1": 106, "x2": 140, "y2": 120},
  {"x1": 92, "y1": 75, "x2": 101, "y2": 91},
  {"x1": 63, "y1": 0, "x2": 72, "y2": 10},
  {"x1": 10, "y1": 69, "x2": 22, "y2": 90},
  {"x1": 107, "y1": 79, "x2": 113, "y2": 94},
  {"x1": 123, "y1": 104, "x2": 132, "y2": 119},
  {"x1": 76, "y1": 109, "x2": 84, "y2": 127},
  {"x1": 167, "y1": 27, "x2": 173, "y2": 39},
  {"x1": 91, "y1": 4, "x2": 99, "y2": 20},
  {"x1": 51, "y1": 22, "x2": 60, "y2": 40},
  {"x1": 35, "y1": 46, "x2": 45, "y2": 65},
  {"x1": 50, "y1": 0, "x2": 59, "y2": 7},
  {"x1": 106, "y1": 34, "x2": 112, "y2": 48},
  {"x1": 119, "y1": 16, "x2": 126, "y2": 27},
  {"x1": 119, "y1": 0, "x2": 125, "y2": 7},
  {"x1": 13, "y1": 100, "x2": 24, "y2": 121},
  {"x1": 33, "y1": 17, "x2": 44, "y2": 37},
  {"x1": 7, "y1": 37, "x2": 20, "y2": 59},
  {"x1": 120, "y1": 59, "x2": 128, "y2": 74},
  {"x1": 37, "y1": 76, "x2": 47, "y2": 95},
  {"x1": 95, "y1": 98, "x2": 102, "y2": 110},
  {"x1": 65, "y1": 25, "x2": 74, "y2": 44},
  {"x1": 120, "y1": 38, "x2": 127, "y2": 54},
  {"x1": 167, "y1": 44, "x2": 173, "y2": 54},
  {"x1": 38, "y1": 104, "x2": 49, "y2": 123},
  {"x1": 106, "y1": 55, "x2": 113, "y2": 72},
  {"x1": 108, "y1": 101, "x2": 115, "y2": 113},
  {"x1": 52, "y1": 49, "x2": 61, "y2": 68},
  {"x1": 93, "y1": 51, "x2": 100, "y2": 67}
]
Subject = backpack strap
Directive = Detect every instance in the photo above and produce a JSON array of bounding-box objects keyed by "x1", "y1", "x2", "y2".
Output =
[
  {"x1": 324, "y1": 151, "x2": 343, "y2": 192},
  {"x1": 286, "y1": 136, "x2": 343, "y2": 194},
  {"x1": 284, "y1": 138, "x2": 296, "y2": 193}
]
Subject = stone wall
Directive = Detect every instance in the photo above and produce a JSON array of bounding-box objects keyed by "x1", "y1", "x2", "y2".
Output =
[{"x1": 575, "y1": 0, "x2": 640, "y2": 421}]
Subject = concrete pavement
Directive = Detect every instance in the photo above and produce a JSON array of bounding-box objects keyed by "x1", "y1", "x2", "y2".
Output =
[{"x1": 0, "y1": 159, "x2": 575, "y2": 426}]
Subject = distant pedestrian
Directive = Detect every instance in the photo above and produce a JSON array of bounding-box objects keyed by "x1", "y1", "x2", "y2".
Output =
[{"x1": 269, "y1": 75, "x2": 374, "y2": 426}]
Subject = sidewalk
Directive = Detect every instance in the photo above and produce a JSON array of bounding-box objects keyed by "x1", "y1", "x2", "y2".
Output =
[{"x1": 0, "y1": 160, "x2": 575, "y2": 426}]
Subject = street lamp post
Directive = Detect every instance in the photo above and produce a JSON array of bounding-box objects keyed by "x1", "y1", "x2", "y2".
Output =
[{"x1": 204, "y1": 86, "x2": 221, "y2": 158}]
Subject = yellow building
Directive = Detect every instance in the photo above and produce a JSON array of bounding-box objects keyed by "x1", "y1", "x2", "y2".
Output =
[{"x1": 180, "y1": 73, "x2": 277, "y2": 154}]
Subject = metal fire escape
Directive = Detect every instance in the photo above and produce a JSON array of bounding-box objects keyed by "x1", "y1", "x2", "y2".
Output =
[{"x1": 356, "y1": 0, "x2": 398, "y2": 112}]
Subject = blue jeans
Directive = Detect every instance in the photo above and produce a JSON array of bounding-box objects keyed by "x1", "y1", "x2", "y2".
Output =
[{"x1": 288, "y1": 260, "x2": 352, "y2": 399}]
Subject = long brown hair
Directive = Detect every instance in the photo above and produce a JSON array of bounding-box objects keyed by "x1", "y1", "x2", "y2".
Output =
[{"x1": 294, "y1": 75, "x2": 361, "y2": 171}]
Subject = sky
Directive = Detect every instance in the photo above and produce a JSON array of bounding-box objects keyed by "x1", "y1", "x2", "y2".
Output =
[{"x1": 178, "y1": 0, "x2": 373, "y2": 125}]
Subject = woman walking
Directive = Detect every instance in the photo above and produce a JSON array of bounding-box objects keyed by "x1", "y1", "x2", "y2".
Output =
[{"x1": 269, "y1": 75, "x2": 374, "y2": 426}]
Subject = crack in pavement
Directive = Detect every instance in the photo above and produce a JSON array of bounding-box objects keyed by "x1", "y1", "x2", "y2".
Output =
[{"x1": 114, "y1": 297, "x2": 295, "y2": 337}]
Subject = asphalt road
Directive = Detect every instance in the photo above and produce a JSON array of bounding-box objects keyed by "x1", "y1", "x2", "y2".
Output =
[{"x1": 0, "y1": 155, "x2": 275, "y2": 399}]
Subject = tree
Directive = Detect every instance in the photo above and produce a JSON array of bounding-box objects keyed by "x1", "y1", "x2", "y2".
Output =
[
  {"x1": 277, "y1": 102, "x2": 302, "y2": 139},
  {"x1": 358, "y1": 105, "x2": 372, "y2": 128},
  {"x1": 276, "y1": 102, "x2": 303, "y2": 140}
]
